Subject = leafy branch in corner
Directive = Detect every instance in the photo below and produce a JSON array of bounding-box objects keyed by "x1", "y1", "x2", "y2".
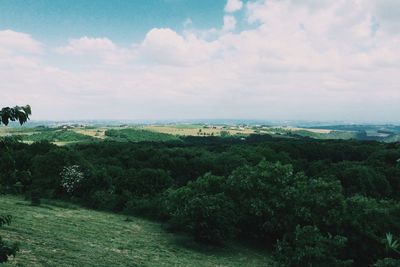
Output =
[{"x1": 0, "y1": 105, "x2": 32, "y2": 126}]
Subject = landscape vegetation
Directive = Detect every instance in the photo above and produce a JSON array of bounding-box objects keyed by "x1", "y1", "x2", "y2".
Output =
[{"x1": 1, "y1": 111, "x2": 400, "y2": 266}]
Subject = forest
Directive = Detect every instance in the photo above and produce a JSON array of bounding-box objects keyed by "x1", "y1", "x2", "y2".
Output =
[{"x1": 1, "y1": 134, "x2": 400, "y2": 266}]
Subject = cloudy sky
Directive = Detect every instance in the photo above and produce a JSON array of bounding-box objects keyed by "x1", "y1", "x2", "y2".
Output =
[{"x1": 0, "y1": 0, "x2": 399, "y2": 122}]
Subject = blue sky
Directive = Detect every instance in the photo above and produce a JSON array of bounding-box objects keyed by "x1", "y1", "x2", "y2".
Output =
[
  {"x1": 0, "y1": 0, "x2": 400, "y2": 122},
  {"x1": 0, "y1": 0, "x2": 226, "y2": 45}
]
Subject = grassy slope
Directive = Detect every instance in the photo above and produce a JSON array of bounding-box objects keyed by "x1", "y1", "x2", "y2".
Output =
[{"x1": 0, "y1": 196, "x2": 273, "y2": 267}]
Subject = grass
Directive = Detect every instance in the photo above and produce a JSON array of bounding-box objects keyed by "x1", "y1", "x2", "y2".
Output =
[{"x1": 0, "y1": 195, "x2": 273, "y2": 267}]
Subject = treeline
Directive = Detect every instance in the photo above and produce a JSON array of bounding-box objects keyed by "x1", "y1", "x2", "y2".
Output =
[{"x1": 0, "y1": 136, "x2": 400, "y2": 266}]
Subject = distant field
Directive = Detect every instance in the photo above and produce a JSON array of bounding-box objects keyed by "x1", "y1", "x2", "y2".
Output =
[
  {"x1": 24, "y1": 129, "x2": 94, "y2": 142},
  {"x1": 72, "y1": 128, "x2": 107, "y2": 139},
  {"x1": 1, "y1": 123, "x2": 399, "y2": 144},
  {"x1": 0, "y1": 195, "x2": 273, "y2": 267},
  {"x1": 144, "y1": 125, "x2": 255, "y2": 137}
]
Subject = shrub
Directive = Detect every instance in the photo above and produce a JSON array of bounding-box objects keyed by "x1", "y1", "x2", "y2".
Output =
[
  {"x1": 374, "y1": 258, "x2": 400, "y2": 267},
  {"x1": 60, "y1": 165, "x2": 85, "y2": 195},
  {"x1": 0, "y1": 237, "x2": 18, "y2": 263},
  {"x1": 123, "y1": 196, "x2": 167, "y2": 219},
  {"x1": 125, "y1": 168, "x2": 173, "y2": 197},
  {"x1": 89, "y1": 190, "x2": 119, "y2": 211},
  {"x1": 226, "y1": 161, "x2": 346, "y2": 241},
  {"x1": 225, "y1": 161, "x2": 296, "y2": 240},
  {"x1": 165, "y1": 173, "x2": 236, "y2": 244},
  {"x1": 342, "y1": 196, "x2": 400, "y2": 265},
  {"x1": 275, "y1": 225, "x2": 351, "y2": 267}
]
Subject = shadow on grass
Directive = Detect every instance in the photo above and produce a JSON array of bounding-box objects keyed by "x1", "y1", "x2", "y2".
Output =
[
  {"x1": 170, "y1": 234, "x2": 230, "y2": 255},
  {"x1": 159, "y1": 222, "x2": 272, "y2": 259}
]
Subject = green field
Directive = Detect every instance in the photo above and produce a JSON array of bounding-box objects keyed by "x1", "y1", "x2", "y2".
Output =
[
  {"x1": 1, "y1": 123, "x2": 399, "y2": 145},
  {"x1": 0, "y1": 195, "x2": 273, "y2": 267}
]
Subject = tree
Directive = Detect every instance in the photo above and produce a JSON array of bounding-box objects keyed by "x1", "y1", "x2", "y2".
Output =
[
  {"x1": 60, "y1": 165, "x2": 85, "y2": 195},
  {"x1": 0, "y1": 105, "x2": 31, "y2": 126},
  {"x1": 0, "y1": 105, "x2": 31, "y2": 262},
  {"x1": 275, "y1": 225, "x2": 351, "y2": 267}
]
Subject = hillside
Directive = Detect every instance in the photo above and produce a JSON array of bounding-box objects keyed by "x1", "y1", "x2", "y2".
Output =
[{"x1": 0, "y1": 196, "x2": 273, "y2": 267}]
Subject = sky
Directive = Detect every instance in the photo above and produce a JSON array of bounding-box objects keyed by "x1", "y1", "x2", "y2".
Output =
[{"x1": 0, "y1": 0, "x2": 399, "y2": 123}]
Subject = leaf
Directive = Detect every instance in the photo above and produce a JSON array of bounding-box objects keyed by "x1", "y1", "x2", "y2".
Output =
[{"x1": 0, "y1": 105, "x2": 31, "y2": 125}]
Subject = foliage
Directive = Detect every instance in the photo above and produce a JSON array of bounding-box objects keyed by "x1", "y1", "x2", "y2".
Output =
[
  {"x1": 0, "y1": 237, "x2": 18, "y2": 263},
  {"x1": 0, "y1": 132, "x2": 399, "y2": 265},
  {"x1": 326, "y1": 162, "x2": 391, "y2": 198},
  {"x1": 386, "y1": 233, "x2": 400, "y2": 255},
  {"x1": 166, "y1": 174, "x2": 236, "y2": 244},
  {"x1": 275, "y1": 225, "x2": 351, "y2": 267},
  {"x1": 385, "y1": 233, "x2": 400, "y2": 255},
  {"x1": 0, "y1": 105, "x2": 31, "y2": 263},
  {"x1": 342, "y1": 196, "x2": 400, "y2": 265},
  {"x1": 88, "y1": 190, "x2": 119, "y2": 211},
  {"x1": 60, "y1": 165, "x2": 85, "y2": 194},
  {"x1": 374, "y1": 258, "x2": 400, "y2": 267},
  {"x1": 226, "y1": 161, "x2": 345, "y2": 240},
  {"x1": 0, "y1": 215, "x2": 12, "y2": 227},
  {"x1": 105, "y1": 128, "x2": 180, "y2": 142},
  {"x1": 0, "y1": 105, "x2": 31, "y2": 125},
  {"x1": 0, "y1": 215, "x2": 18, "y2": 263},
  {"x1": 24, "y1": 129, "x2": 94, "y2": 143}
]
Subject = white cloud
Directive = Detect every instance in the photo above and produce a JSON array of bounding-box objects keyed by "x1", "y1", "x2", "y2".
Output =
[
  {"x1": 225, "y1": 0, "x2": 243, "y2": 13},
  {"x1": 2, "y1": 0, "x2": 400, "y2": 122},
  {"x1": 222, "y1": 15, "x2": 237, "y2": 32},
  {"x1": 55, "y1": 37, "x2": 133, "y2": 65},
  {"x1": 139, "y1": 28, "x2": 220, "y2": 66},
  {"x1": 0, "y1": 29, "x2": 42, "y2": 54}
]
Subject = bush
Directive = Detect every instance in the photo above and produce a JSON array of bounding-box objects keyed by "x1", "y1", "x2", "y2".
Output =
[
  {"x1": 225, "y1": 161, "x2": 297, "y2": 240},
  {"x1": 226, "y1": 161, "x2": 346, "y2": 241},
  {"x1": 60, "y1": 165, "x2": 85, "y2": 195},
  {"x1": 342, "y1": 196, "x2": 400, "y2": 265},
  {"x1": 374, "y1": 258, "x2": 400, "y2": 267},
  {"x1": 0, "y1": 215, "x2": 18, "y2": 263},
  {"x1": 124, "y1": 168, "x2": 173, "y2": 197},
  {"x1": 165, "y1": 173, "x2": 236, "y2": 244},
  {"x1": 0, "y1": 237, "x2": 18, "y2": 263},
  {"x1": 89, "y1": 190, "x2": 119, "y2": 210},
  {"x1": 188, "y1": 194, "x2": 236, "y2": 244},
  {"x1": 124, "y1": 196, "x2": 167, "y2": 219},
  {"x1": 275, "y1": 225, "x2": 351, "y2": 267}
]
